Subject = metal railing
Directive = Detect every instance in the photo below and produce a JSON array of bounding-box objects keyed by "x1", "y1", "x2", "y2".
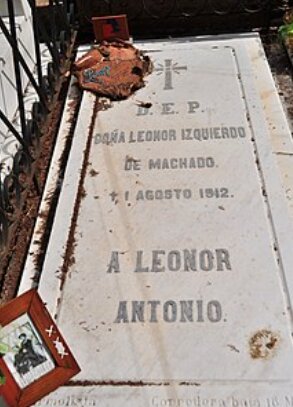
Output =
[
  {"x1": 0, "y1": 0, "x2": 290, "y2": 257},
  {"x1": 0, "y1": 0, "x2": 75, "y2": 254},
  {"x1": 76, "y1": 0, "x2": 289, "y2": 38}
]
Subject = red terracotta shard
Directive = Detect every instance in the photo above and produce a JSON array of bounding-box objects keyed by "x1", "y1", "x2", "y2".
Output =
[{"x1": 73, "y1": 40, "x2": 152, "y2": 100}]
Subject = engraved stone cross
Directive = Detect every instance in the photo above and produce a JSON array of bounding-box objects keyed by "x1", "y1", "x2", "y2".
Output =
[{"x1": 155, "y1": 59, "x2": 188, "y2": 90}]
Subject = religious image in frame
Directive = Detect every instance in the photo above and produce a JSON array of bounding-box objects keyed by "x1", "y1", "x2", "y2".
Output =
[
  {"x1": 0, "y1": 289, "x2": 80, "y2": 407},
  {"x1": 1, "y1": 314, "x2": 55, "y2": 389}
]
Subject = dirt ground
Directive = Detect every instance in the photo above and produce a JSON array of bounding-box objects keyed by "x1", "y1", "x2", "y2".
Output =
[{"x1": 263, "y1": 31, "x2": 293, "y2": 123}]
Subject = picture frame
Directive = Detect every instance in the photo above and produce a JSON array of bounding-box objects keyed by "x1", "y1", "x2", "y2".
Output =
[
  {"x1": 0, "y1": 289, "x2": 80, "y2": 407},
  {"x1": 92, "y1": 14, "x2": 130, "y2": 42}
]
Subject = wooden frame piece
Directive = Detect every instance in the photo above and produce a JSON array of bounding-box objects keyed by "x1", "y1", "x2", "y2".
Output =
[
  {"x1": 92, "y1": 15, "x2": 130, "y2": 42},
  {"x1": 0, "y1": 289, "x2": 80, "y2": 407}
]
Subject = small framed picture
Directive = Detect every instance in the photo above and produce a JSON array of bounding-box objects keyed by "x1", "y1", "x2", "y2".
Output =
[
  {"x1": 0, "y1": 290, "x2": 80, "y2": 407},
  {"x1": 92, "y1": 14, "x2": 130, "y2": 41}
]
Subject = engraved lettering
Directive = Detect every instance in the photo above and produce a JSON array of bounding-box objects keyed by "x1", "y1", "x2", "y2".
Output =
[
  {"x1": 168, "y1": 251, "x2": 181, "y2": 271},
  {"x1": 183, "y1": 249, "x2": 197, "y2": 271},
  {"x1": 162, "y1": 103, "x2": 175, "y2": 115},
  {"x1": 124, "y1": 156, "x2": 141, "y2": 171},
  {"x1": 180, "y1": 301, "x2": 193, "y2": 322},
  {"x1": 163, "y1": 301, "x2": 177, "y2": 322},
  {"x1": 135, "y1": 251, "x2": 149, "y2": 272},
  {"x1": 132, "y1": 249, "x2": 232, "y2": 273},
  {"x1": 152, "y1": 250, "x2": 165, "y2": 272},
  {"x1": 188, "y1": 101, "x2": 200, "y2": 113},
  {"x1": 148, "y1": 301, "x2": 160, "y2": 323},
  {"x1": 131, "y1": 301, "x2": 145, "y2": 322},
  {"x1": 208, "y1": 301, "x2": 222, "y2": 322},
  {"x1": 216, "y1": 249, "x2": 232, "y2": 271},
  {"x1": 181, "y1": 126, "x2": 246, "y2": 141},
  {"x1": 136, "y1": 106, "x2": 150, "y2": 116},
  {"x1": 114, "y1": 301, "x2": 129, "y2": 323},
  {"x1": 148, "y1": 157, "x2": 215, "y2": 170},
  {"x1": 114, "y1": 299, "x2": 223, "y2": 323},
  {"x1": 107, "y1": 252, "x2": 120, "y2": 273}
]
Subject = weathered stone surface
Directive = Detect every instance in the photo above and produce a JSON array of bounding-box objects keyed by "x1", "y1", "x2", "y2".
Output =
[
  {"x1": 30, "y1": 35, "x2": 293, "y2": 404},
  {"x1": 35, "y1": 385, "x2": 293, "y2": 407}
]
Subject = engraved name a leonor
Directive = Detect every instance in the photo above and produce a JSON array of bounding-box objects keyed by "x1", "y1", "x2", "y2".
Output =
[{"x1": 107, "y1": 248, "x2": 231, "y2": 274}]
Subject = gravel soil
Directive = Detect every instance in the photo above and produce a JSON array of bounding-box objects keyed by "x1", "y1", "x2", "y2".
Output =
[{"x1": 0, "y1": 65, "x2": 75, "y2": 304}]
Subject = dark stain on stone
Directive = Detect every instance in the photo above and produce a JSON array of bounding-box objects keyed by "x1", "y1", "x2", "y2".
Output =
[
  {"x1": 60, "y1": 97, "x2": 100, "y2": 291},
  {"x1": 89, "y1": 168, "x2": 99, "y2": 177},
  {"x1": 179, "y1": 382, "x2": 201, "y2": 386},
  {"x1": 249, "y1": 329, "x2": 279, "y2": 359},
  {"x1": 227, "y1": 344, "x2": 240, "y2": 353},
  {"x1": 66, "y1": 380, "x2": 201, "y2": 387},
  {"x1": 66, "y1": 380, "x2": 169, "y2": 387},
  {"x1": 136, "y1": 101, "x2": 152, "y2": 109}
]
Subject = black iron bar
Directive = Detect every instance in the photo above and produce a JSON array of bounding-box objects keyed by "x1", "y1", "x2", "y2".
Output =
[
  {"x1": 26, "y1": 0, "x2": 61, "y2": 72},
  {"x1": 37, "y1": 20, "x2": 61, "y2": 72},
  {"x1": 28, "y1": 0, "x2": 43, "y2": 89},
  {"x1": 53, "y1": 0, "x2": 70, "y2": 29},
  {"x1": 63, "y1": 0, "x2": 68, "y2": 15},
  {"x1": 48, "y1": 0, "x2": 57, "y2": 44},
  {"x1": 0, "y1": 108, "x2": 32, "y2": 158},
  {"x1": 6, "y1": 0, "x2": 27, "y2": 141},
  {"x1": 0, "y1": 16, "x2": 49, "y2": 112}
]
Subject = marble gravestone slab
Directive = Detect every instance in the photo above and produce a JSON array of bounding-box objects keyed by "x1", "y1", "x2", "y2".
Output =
[{"x1": 29, "y1": 34, "x2": 293, "y2": 404}]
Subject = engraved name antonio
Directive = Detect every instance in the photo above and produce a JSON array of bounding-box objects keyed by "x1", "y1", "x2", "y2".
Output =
[
  {"x1": 114, "y1": 299, "x2": 224, "y2": 323},
  {"x1": 108, "y1": 249, "x2": 231, "y2": 323}
]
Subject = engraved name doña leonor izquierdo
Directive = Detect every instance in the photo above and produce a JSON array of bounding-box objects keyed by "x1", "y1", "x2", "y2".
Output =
[{"x1": 94, "y1": 127, "x2": 247, "y2": 144}]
